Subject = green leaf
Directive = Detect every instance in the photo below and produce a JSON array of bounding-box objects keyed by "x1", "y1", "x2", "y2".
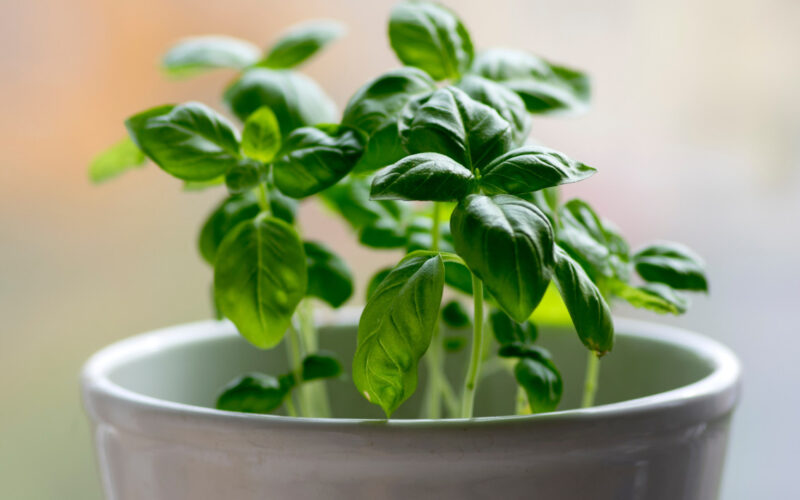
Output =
[
  {"x1": 125, "y1": 102, "x2": 240, "y2": 181},
  {"x1": 388, "y1": 1, "x2": 474, "y2": 81},
  {"x1": 260, "y1": 20, "x2": 345, "y2": 69},
  {"x1": 441, "y1": 300, "x2": 470, "y2": 328},
  {"x1": 198, "y1": 193, "x2": 261, "y2": 265},
  {"x1": 304, "y1": 240, "x2": 354, "y2": 308},
  {"x1": 268, "y1": 188, "x2": 299, "y2": 225},
  {"x1": 480, "y1": 146, "x2": 596, "y2": 195},
  {"x1": 353, "y1": 251, "x2": 445, "y2": 416},
  {"x1": 551, "y1": 246, "x2": 613, "y2": 355},
  {"x1": 611, "y1": 280, "x2": 689, "y2": 315},
  {"x1": 514, "y1": 357, "x2": 562, "y2": 413},
  {"x1": 497, "y1": 342, "x2": 549, "y2": 360},
  {"x1": 214, "y1": 213, "x2": 307, "y2": 349},
  {"x1": 241, "y1": 106, "x2": 282, "y2": 162},
  {"x1": 183, "y1": 176, "x2": 225, "y2": 191},
  {"x1": 451, "y1": 194, "x2": 554, "y2": 322},
  {"x1": 224, "y1": 69, "x2": 336, "y2": 134},
  {"x1": 301, "y1": 352, "x2": 343, "y2": 381},
  {"x1": 633, "y1": 242, "x2": 708, "y2": 291},
  {"x1": 88, "y1": 137, "x2": 147, "y2": 183},
  {"x1": 273, "y1": 124, "x2": 364, "y2": 198},
  {"x1": 359, "y1": 219, "x2": 408, "y2": 249},
  {"x1": 470, "y1": 48, "x2": 590, "y2": 114},
  {"x1": 443, "y1": 335, "x2": 466, "y2": 352},
  {"x1": 224, "y1": 159, "x2": 263, "y2": 194},
  {"x1": 445, "y1": 260, "x2": 474, "y2": 295},
  {"x1": 320, "y1": 176, "x2": 407, "y2": 230},
  {"x1": 489, "y1": 309, "x2": 537, "y2": 345},
  {"x1": 456, "y1": 75, "x2": 531, "y2": 145},
  {"x1": 216, "y1": 372, "x2": 290, "y2": 414},
  {"x1": 399, "y1": 87, "x2": 513, "y2": 171},
  {"x1": 370, "y1": 153, "x2": 474, "y2": 202},
  {"x1": 162, "y1": 36, "x2": 260, "y2": 78},
  {"x1": 366, "y1": 267, "x2": 392, "y2": 300}
]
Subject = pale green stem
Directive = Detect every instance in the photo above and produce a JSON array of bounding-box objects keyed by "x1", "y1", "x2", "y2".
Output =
[
  {"x1": 581, "y1": 351, "x2": 601, "y2": 408},
  {"x1": 516, "y1": 386, "x2": 530, "y2": 415},
  {"x1": 258, "y1": 183, "x2": 271, "y2": 215},
  {"x1": 461, "y1": 274, "x2": 485, "y2": 418},
  {"x1": 298, "y1": 300, "x2": 332, "y2": 418},
  {"x1": 284, "y1": 392, "x2": 298, "y2": 417},
  {"x1": 286, "y1": 323, "x2": 311, "y2": 417}
]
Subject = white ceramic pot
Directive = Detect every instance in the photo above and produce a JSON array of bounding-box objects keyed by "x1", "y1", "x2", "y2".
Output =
[{"x1": 82, "y1": 310, "x2": 740, "y2": 500}]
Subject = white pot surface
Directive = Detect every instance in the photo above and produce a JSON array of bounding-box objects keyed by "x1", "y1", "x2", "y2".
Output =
[{"x1": 82, "y1": 310, "x2": 740, "y2": 499}]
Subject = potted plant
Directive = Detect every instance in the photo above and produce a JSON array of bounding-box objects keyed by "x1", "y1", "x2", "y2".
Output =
[{"x1": 82, "y1": 2, "x2": 740, "y2": 499}]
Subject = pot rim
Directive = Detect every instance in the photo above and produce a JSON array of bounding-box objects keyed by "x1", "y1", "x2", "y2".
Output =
[{"x1": 81, "y1": 308, "x2": 740, "y2": 432}]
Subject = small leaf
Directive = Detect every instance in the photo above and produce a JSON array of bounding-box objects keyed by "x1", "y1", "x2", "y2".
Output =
[
  {"x1": 214, "y1": 214, "x2": 307, "y2": 349},
  {"x1": 456, "y1": 75, "x2": 531, "y2": 145},
  {"x1": 359, "y1": 219, "x2": 408, "y2": 249},
  {"x1": 366, "y1": 267, "x2": 392, "y2": 300},
  {"x1": 320, "y1": 176, "x2": 408, "y2": 230},
  {"x1": 301, "y1": 352, "x2": 343, "y2": 381},
  {"x1": 260, "y1": 20, "x2": 345, "y2": 69},
  {"x1": 551, "y1": 246, "x2": 613, "y2": 355},
  {"x1": 370, "y1": 153, "x2": 474, "y2": 202},
  {"x1": 451, "y1": 194, "x2": 555, "y2": 322},
  {"x1": 497, "y1": 342, "x2": 549, "y2": 360},
  {"x1": 224, "y1": 159, "x2": 263, "y2": 194},
  {"x1": 273, "y1": 125, "x2": 365, "y2": 198},
  {"x1": 489, "y1": 309, "x2": 537, "y2": 345},
  {"x1": 480, "y1": 145, "x2": 596, "y2": 195},
  {"x1": 441, "y1": 300, "x2": 470, "y2": 328},
  {"x1": 633, "y1": 242, "x2": 708, "y2": 291},
  {"x1": 399, "y1": 87, "x2": 513, "y2": 171},
  {"x1": 304, "y1": 240, "x2": 354, "y2": 308},
  {"x1": 444, "y1": 260, "x2": 474, "y2": 295},
  {"x1": 125, "y1": 102, "x2": 240, "y2": 181},
  {"x1": 353, "y1": 251, "x2": 445, "y2": 416},
  {"x1": 162, "y1": 36, "x2": 260, "y2": 78},
  {"x1": 224, "y1": 69, "x2": 336, "y2": 134},
  {"x1": 443, "y1": 336, "x2": 467, "y2": 352},
  {"x1": 611, "y1": 280, "x2": 689, "y2": 315},
  {"x1": 514, "y1": 357, "x2": 562, "y2": 413},
  {"x1": 471, "y1": 48, "x2": 590, "y2": 115},
  {"x1": 241, "y1": 106, "x2": 282, "y2": 162},
  {"x1": 183, "y1": 176, "x2": 225, "y2": 191},
  {"x1": 216, "y1": 372, "x2": 289, "y2": 414},
  {"x1": 198, "y1": 193, "x2": 261, "y2": 265},
  {"x1": 269, "y1": 188, "x2": 299, "y2": 225},
  {"x1": 388, "y1": 1, "x2": 474, "y2": 81},
  {"x1": 88, "y1": 137, "x2": 147, "y2": 183}
]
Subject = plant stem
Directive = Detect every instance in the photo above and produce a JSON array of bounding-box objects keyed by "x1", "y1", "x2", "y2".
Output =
[
  {"x1": 284, "y1": 392, "x2": 298, "y2": 417},
  {"x1": 461, "y1": 273, "x2": 485, "y2": 418},
  {"x1": 581, "y1": 351, "x2": 600, "y2": 408},
  {"x1": 286, "y1": 323, "x2": 311, "y2": 417},
  {"x1": 432, "y1": 201, "x2": 442, "y2": 251},
  {"x1": 515, "y1": 386, "x2": 531, "y2": 415},
  {"x1": 298, "y1": 300, "x2": 332, "y2": 418},
  {"x1": 258, "y1": 182, "x2": 271, "y2": 215}
]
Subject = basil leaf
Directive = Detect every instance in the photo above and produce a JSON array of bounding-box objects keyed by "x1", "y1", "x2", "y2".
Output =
[
  {"x1": 456, "y1": 75, "x2": 530, "y2": 145},
  {"x1": 216, "y1": 372, "x2": 289, "y2": 414},
  {"x1": 480, "y1": 145, "x2": 596, "y2": 195},
  {"x1": 514, "y1": 357, "x2": 562, "y2": 413},
  {"x1": 183, "y1": 176, "x2": 225, "y2": 191},
  {"x1": 224, "y1": 69, "x2": 336, "y2": 133},
  {"x1": 320, "y1": 176, "x2": 407, "y2": 230},
  {"x1": 388, "y1": 1, "x2": 473, "y2": 81},
  {"x1": 471, "y1": 48, "x2": 590, "y2": 114},
  {"x1": 498, "y1": 342, "x2": 550, "y2": 360},
  {"x1": 633, "y1": 242, "x2": 708, "y2": 291},
  {"x1": 224, "y1": 159, "x2": 263, "y2": 194},
  {"x1": 443, "y1": 336, "x2": 466, "y2": 352},
  {"x1": 125, "y1": 102, "x2": 240, "y2": 181},
  {"x1": 359, "y1": 219, "x2": 408, "y2": 249},
  {"x1": 301, "y1": 352, "x2": 343, "y2": 381},
  {"x1": 445, "y1": 260, "x2": 474, "y2": 295},
  {"x1": 273, "y1": 125, "x2": 364, "y2": 198},
  {"x1": 552, "y1": 246, "x2": 613, "y2": 354},
  {"x1": 162, "y1": 36, "x2": 260, "y2": 78},
  {"x1": 489, "y1": 309, "x2": 537, "y2": 345},
  {"x1": 214, "y1": 214, "x2": 307, "y2": 349},
  {"x1": 366, "y1": 267, "x2": 392, "y2": 300},
  {"x1": 451, "y1": 194, "x2": 554, "y2": 322},
  {"x1": 399, "y1": 87, "x2": 513, "y2": 171},
  {"x1": 304, "y1": 240, "x2": 354, "y2": 308},
  {"x1": 88, "y1": 137, "x2": 147, "y2": 183},
  {"x1": 611, "y1": 280, "x2": 689, "y2": 315},
  {"x1": 260, "y1": 20, "x2": 345, "y2": 69},
  {"x1": 353, "y1": 251, "x2": 445, "y2": 416},
  {"x1": 198, "y1": 193, "x2": 261, "y2": 265},
  {"x1": 241, "y1": 106, "x2": 282, "y2": 162},
  {"x1": 370, "y1": 153, "x2": 474, "y2": 202},
  {"x1": 441, "y1": 300, "x2": 470, "y2": 328}
]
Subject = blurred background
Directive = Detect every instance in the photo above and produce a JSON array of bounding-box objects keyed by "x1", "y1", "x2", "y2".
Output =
[{"x1": 1, "y1": 0, "x2": 798, "y2": 498}]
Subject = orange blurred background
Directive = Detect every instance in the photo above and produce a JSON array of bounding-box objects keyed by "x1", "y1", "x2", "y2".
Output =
[{"x1": 2, "y1": 0, "x2": 799, "y2": 498}]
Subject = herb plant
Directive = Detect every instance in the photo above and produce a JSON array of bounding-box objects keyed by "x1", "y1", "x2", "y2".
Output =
[{"x1": 90, "y1": 1, "x2": 708, "y2": 420}]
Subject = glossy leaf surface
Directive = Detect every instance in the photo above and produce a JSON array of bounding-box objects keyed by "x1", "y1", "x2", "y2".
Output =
[
  {"x1": 480, "y1": 145, "x2": 596, "y2": 195},
  {"x1": 304, "y1": 240, "x2": 354, "y2": 308},
  {"x1": 260, "y1": 20, "x2": 345, "y2": 69},
  {"x1": 241, "y1": 106, "x2": 282, "y2": 162},
  {"x1": 370, "y1": 153, "x2": 475, "y2": 201},
  {"x1": 162, "y1": 36, "x2": 260, "y2": 77},
  {"x1": 216, "y1": 372, "x2": 290, "y2": 414},
  {"x1": 634, "y1": 242, "x2": 708, "y2": 291}
]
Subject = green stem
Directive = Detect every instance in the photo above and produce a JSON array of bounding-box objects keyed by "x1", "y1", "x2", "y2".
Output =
[
  {"x1": 284, "y1": 392, "x2": 298, "y2": 417},
  {"x1": 515, "y1": 386, "x2": 530, "y2": 415},
  {"x1": 432, "y1": 201, "x2": 442, "y2": 251},
  {"x1": 422, "y1": 324, "x2": 443, "y2": 418},
  {"x1": 461, "y1": 273, "x2": 485, "y2": 418},
  {"x1": 258, "y1": 182, "x2": 271, "y2": 215},
  {"x1": 286, "y1": 323, "x2": 311, "y2": 417},
  {"x1": 581, "y1": 351, "x2": 600, "y2": 408},
  {"x1": 298, "y1": 300, "x2": 332, "y2": 418}
]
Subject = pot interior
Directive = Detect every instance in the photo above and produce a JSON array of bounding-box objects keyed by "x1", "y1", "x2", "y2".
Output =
[{"x1": 107, "y1": 322, "x2": 715, "y2": 419}]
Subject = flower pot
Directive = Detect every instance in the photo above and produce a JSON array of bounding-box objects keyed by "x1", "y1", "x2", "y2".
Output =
[{"x1": 82, "y1": 309, "x2": 740, "y2": 500}]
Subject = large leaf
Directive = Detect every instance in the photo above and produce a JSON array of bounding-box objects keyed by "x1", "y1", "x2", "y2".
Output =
[
  {"x1": 352, "y1": 251, "x2": 445, "y2": 416},
  {"x1": 456, "y1": 74, "x2": 530, "y2": 145},
  {"x1": 224, "y1": 69, "x2": 336, "y2": 133},
  {"x1": 399, "y1": 87, "x2": 513, "y2": 170},
  {"x1": 214, "y1": 214, "x2": 307, "y2": 349},
  {"x1": 514, "y1": 357, "x2": 562, "y2": 413},
  {"x1": 304, "y1": 240, "x2": 354, "y2": 308},
  {"x1": 551, "y1": 246, "x2": 613, "y2": 354},
  {"x1": 273, "y1": 125, "x2": 364, "y2": 198},
  {"x1": 611, "y1": 280, "x2": 689, "y2": 315},
  {"x1": 370, "y1": 153, "x2": 474, "y2": 202},
  {"x1": 162, "y1": 36, "x2": 260, "y2": 77},
  {"x1": 241, "y1": 106, "x2": 282, "y2": 162},
  {"x1": 88, "y1": 137, "x2": 146, "y2": 183},
  {"x1": 633, "y1": 242, "x2": 708, "y2": 291},
  {"x1": 388, "y1": 1, "x2": 474, "y2": 81},
  {"x1": 260, "y1": 20, "x2": 345, "y2": 69},
  {"x1": 470, "y1": 48, "x2": 590, "y2": 114},
  {"x1": 198, "y1": 193, "x2": 261, "y2": 265},
  {"x1": 125, "y1": 102, "x2": 240, "y2": 181},
  {"x1": 216, "y1": 372, "x2": 291, "y2": 414},
  {"x1": 480, "y1": 145, "x2": 596, "y2": 195},
  {"x1": 451, "y1": 194, "x2": 555, "y2": 322}
]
